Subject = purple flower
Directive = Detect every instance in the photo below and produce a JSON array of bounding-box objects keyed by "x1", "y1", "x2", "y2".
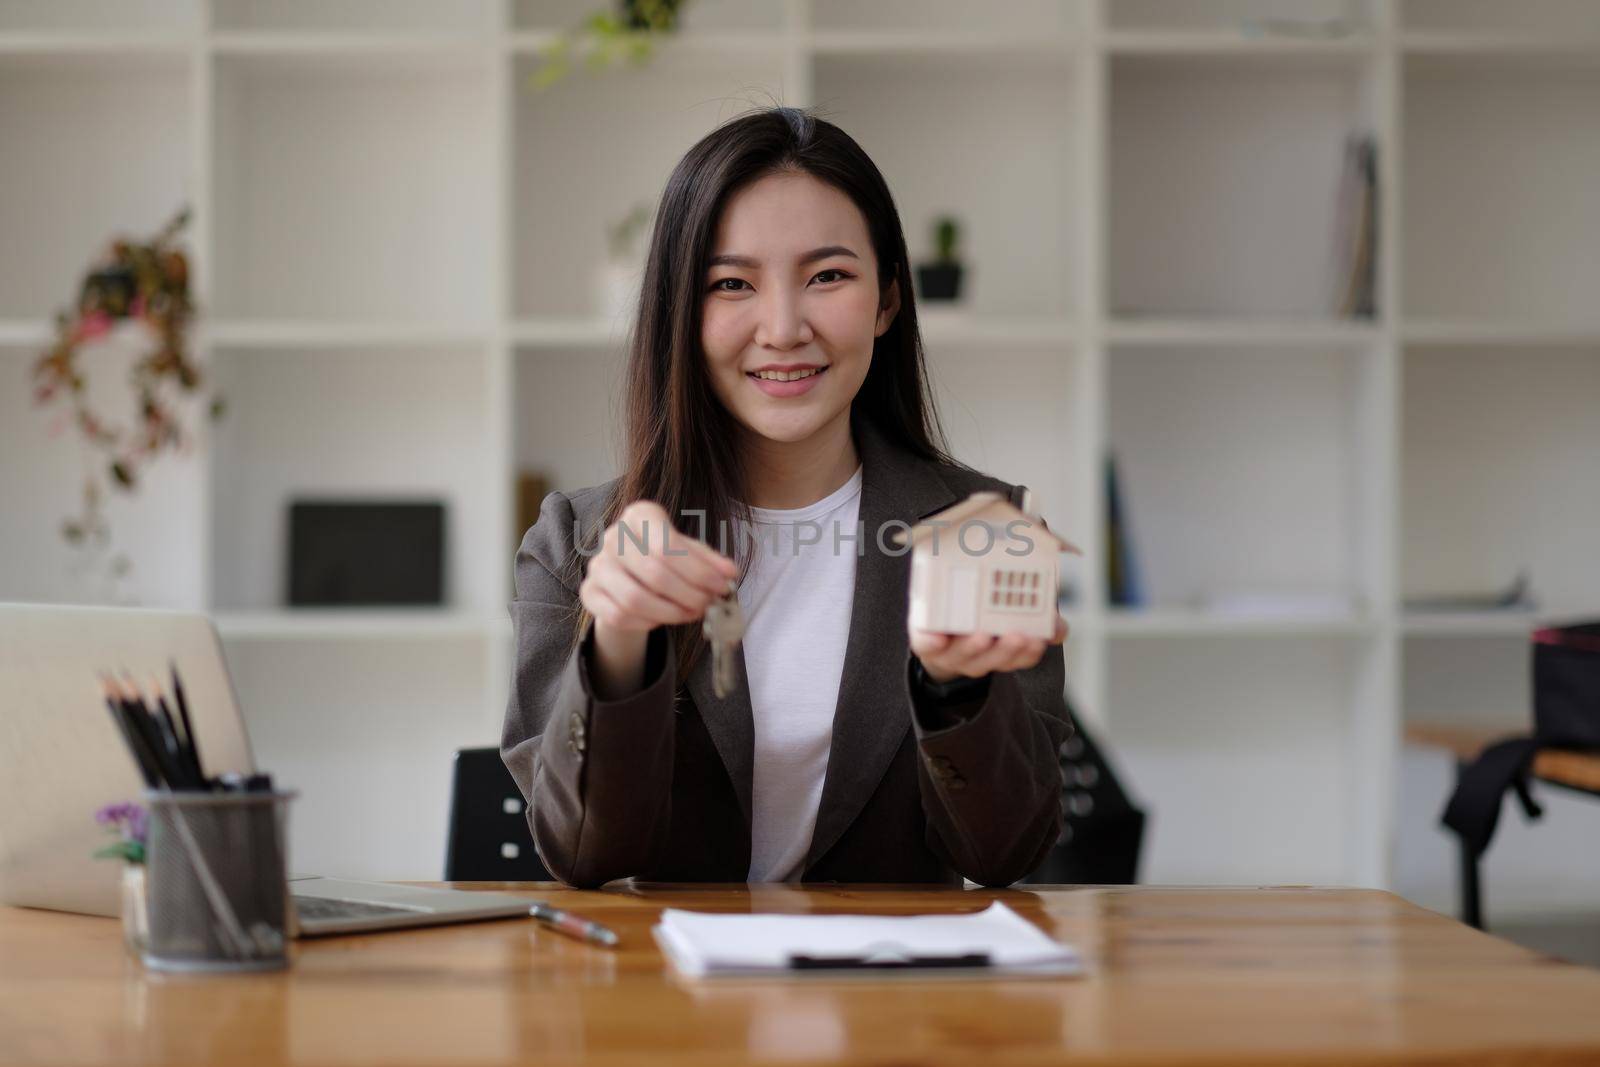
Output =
[{"x1": 93, "y1": 801, "x2": 148, "y2": 845}]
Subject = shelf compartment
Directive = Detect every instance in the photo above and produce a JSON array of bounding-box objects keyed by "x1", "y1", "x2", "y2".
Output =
[
  {"x1": 0, "y1": 33, "x2": 193, "y2": 54},
  {"x1": 211, "y1": 50, "x2": 492, "y2": 324},
  {"x1": 0, "y1": 1, "x2": 200, "y2": 32},
  {"x1": 1108, "y1": 53, "x2": 1376, "y2": 320},
  {"x1": 0, "y1": 51, "x2": 191, "y2": 320},
  {"x1": 812, "y1": 49, "x2": 1076, "y2": 319},
  {"x1": 511, "y1": 46, "x2": 786, "y2": 319},
  {"x1": 1107, "y1": 345, "x2": 1385, "y2": 616},
  {"x1": 1107, "y1": 635, "x2": 1369, "y2": 884},
  {"x1": 809, "y1": 30, "x2": 1075, "y2": 58},
  {"x1": 1403, "y1": 58, "x2": 1600, "y2": 325},
  {"x1": 209, "y1": 33, "x2": 492, "y2": 55},
  {"x1": 513, "y1": 345, "x2": 627, "y2": 545},
  {"x1": 1402, "y1": 343, "x2": 1600, "y2": 620},
  {"x1": 212, "y1": 0, "x2": 494, "y2": 33},
  {"x1": 208, "y1": 345, "x2": 496, "y2": 615},
  {"x1": 1104, "y1": 31, "x2": 1373, "y2": 60},
  {"x1": 809, "y1": 0, "x2": 1070, "y2": 34},
  {"x1": 1399, "y1": 0, "x2": 1600, "y2": 38},
  {"x1": 1106, "y1": 0, "x2": 1372, "y2": 34}
]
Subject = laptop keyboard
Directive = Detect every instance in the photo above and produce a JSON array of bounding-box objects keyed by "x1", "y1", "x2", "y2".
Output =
[{"x1": 294, "y1": 895, "x2": 424, "y2": 922}]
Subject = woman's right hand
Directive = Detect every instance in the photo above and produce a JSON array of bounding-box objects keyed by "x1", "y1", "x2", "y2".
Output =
[{"x1": 581, "y1": 500, "x2": 739, "y2": 639}]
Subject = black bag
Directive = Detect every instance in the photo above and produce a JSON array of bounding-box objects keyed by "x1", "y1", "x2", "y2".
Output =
[{"x1": 1441, "y1": 621, "x2": 1600, "y2": 856}]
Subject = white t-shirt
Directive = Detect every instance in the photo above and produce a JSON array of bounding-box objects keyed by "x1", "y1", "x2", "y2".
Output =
[{"x1": 736, "y1": 464, "x2": 863, "y2": 883}]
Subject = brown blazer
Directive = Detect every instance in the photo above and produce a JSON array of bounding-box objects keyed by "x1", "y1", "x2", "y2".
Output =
[{"x1": 501, "y1": 414, "x2": 1074, "y2": 888}]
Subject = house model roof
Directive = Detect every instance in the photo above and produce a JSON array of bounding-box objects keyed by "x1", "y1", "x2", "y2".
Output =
[{"x1": 892, "y1": 491, "x2": 1083, "y2": 555}]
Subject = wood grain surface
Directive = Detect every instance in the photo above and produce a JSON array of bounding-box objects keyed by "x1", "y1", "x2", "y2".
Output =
[{"x1": 5, "y1": 883, "x2": 1600, "y2": 1066}]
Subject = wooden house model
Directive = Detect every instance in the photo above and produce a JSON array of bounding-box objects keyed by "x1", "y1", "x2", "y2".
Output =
[{"x1": 896, "y1": 490, "x2": 1081, "y2": 639}]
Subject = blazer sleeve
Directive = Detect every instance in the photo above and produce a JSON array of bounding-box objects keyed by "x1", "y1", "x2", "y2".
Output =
[
  {"x1": 904, "y1": 638, "x2": 1073, "y2": 889},
  {"x1": 500, "y1": 490, "x2": 679, "y2": 888}
]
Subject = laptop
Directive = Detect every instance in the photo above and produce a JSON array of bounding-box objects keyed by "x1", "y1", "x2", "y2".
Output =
[{"x1": 0, "y1": 602, "x2": 534, "y2": 936}]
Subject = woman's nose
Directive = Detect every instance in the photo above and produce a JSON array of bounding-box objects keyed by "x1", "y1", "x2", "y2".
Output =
[{"x1": 754, "y1": 289, "x2": 813, "y2": 350}]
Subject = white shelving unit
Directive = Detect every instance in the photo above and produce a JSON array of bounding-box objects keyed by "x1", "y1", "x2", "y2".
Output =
[{"x1": 3, "y1": 0, "x2": 1597, "y2": 899}]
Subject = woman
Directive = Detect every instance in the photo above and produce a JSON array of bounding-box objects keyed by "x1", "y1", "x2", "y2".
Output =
[{"x1": 503, "y1": 106, "x2": 1073, "y2": 889}]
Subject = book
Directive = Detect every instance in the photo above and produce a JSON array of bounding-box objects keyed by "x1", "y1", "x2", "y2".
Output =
[
  {"x1": 1105, "y1": 452, "x2": 1145, "y2": 609},
  {"x1": 1336, "y1": 134, "x2": 1378, "y2": 319}
]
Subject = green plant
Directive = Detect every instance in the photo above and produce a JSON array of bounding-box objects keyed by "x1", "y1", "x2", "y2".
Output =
[
  {"x1": 933, "y1": 216, "x2": 961, "y2": 264},
  {"x1": 529, "y1": 0, "x2": 691, "y2": 91}
]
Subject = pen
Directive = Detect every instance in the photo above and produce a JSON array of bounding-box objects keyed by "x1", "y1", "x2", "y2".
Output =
[{"x1": 529, "y1": 903, "x2": 619, "y2": 947}]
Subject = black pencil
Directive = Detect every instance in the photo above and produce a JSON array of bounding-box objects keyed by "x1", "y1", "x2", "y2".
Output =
[
  {"x1": 101, "y1": 676, "x2": 165, "y2": 788},
  {"x1": 150, "y1": 676, "x2": 201, "y2": 785},
  {"x1": 100, "y1": 676, "x2": 159, "y2": 788},
  {"x1": 118, "y1": 674, "x2": 190, "y2": 789},
  {"x1": 170, "y1": 661, "x2": 207, "y2": 786}
]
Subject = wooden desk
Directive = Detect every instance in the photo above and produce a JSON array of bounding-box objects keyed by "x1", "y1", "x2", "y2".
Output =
[{"x1": 5, "y1": 884, "x2": 1600, "y2": 1066}]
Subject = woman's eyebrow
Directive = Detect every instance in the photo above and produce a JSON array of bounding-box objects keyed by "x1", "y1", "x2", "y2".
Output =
[{"x1": 708, "y1": 245, "x2": 859, "y2": 269}]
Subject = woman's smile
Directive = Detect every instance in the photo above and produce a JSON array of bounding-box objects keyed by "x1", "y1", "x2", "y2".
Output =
[{"x1": 747, "y1": 363, "x2": 829, "y2": 398}]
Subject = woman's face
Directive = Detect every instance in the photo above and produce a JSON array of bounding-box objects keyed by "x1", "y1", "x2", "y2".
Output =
[{"x1": 701, "y1": 170, "x2": 899, "y2": 449}]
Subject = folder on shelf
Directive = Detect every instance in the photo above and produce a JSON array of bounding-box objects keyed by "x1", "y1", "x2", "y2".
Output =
[
  {"x1": 653, "y1": 901, "x2": 1083, "y2": 979},
  {"x1": 1106, "y1": 453, "x2": 1145, "y2": 609}
]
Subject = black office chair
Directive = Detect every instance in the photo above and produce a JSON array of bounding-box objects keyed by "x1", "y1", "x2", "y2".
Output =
[
  {"x1": 444, "y1": 747, "x2": 553, "y2": 881},
  {"x1": 1024, "y1": 694, "x2": 1146, "y2": 885}
]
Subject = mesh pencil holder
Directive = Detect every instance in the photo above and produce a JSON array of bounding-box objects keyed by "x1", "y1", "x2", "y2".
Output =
[{"x1": 141, "y1": 789, "x2": 297, "y2": 973}]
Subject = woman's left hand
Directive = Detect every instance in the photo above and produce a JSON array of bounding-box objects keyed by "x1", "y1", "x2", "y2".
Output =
[{"x1": 909, "y1": 614, "x2": 1069, "y2": 685}]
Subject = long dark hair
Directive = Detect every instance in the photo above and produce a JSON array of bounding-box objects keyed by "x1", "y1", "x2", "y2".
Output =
[{"x1": 577, "y1": 105, "x2": 962, "y2": 684}]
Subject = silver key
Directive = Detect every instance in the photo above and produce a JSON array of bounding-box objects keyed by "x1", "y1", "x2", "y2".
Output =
[{"x1": 702, "y1": 585, "x2": 745, "y2": 698}]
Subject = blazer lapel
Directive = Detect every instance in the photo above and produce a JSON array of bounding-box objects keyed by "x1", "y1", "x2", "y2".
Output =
[
  {"x1": 684, "y1": 624, "x2": 755, "y2": 829},
  {"x1": 803, "y1": 415, "x2": 959, "y2": 872}
]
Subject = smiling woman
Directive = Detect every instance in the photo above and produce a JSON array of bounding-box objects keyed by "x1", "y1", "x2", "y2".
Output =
[{"x1": 501, "y1": 107, "x2": 1078, "y2": 889}]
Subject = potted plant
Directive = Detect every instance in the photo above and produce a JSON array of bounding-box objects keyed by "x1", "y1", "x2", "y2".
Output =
[
  {"x1": 915, "y1": 215, "x2": 965, "y2": 302},
  {"x1": 93, "y1": 801, "x2": 148, "y2": 955},
  {"x1": 529, "y1": 0, "x2": 691, "y2": 90}
]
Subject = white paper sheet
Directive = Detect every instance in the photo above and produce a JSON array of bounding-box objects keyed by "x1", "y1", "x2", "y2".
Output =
[{"x1": 653, "y1": 901, "x2": 1083, "y2": 978}]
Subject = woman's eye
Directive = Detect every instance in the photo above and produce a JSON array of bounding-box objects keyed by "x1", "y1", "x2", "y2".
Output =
[
  {"x1": 710, "y1": 277, "x2": 748, "y2": 293},
  {"x1": 813, "y1": 269, "x2": 851, "y2": 284}
]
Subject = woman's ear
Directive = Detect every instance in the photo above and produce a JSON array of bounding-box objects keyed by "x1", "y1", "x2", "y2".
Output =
[{"x1": 874, "y1": 275, "x2": 901, "y2": 337}]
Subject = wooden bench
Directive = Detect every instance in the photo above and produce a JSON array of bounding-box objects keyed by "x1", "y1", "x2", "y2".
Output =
[{"x1": 1405, "y1": 722, "x2": 1600, "y2": 929}]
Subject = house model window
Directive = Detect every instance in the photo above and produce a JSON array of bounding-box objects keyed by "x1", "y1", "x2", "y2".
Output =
[{"x1": 894, "y1": 490, "x2": 1082, "y2": 639}]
